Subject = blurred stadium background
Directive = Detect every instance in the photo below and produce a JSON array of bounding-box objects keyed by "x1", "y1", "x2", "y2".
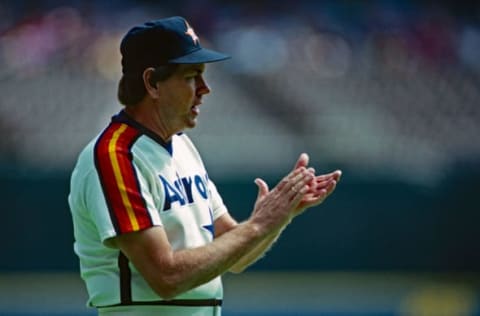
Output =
[{"x1": 1, "y1": 0, "x2": 479, "y2": 315}]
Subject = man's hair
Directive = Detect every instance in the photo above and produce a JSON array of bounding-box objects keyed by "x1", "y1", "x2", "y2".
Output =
[{"x1": 117, "y1": 64, "x2": 179, "y2": 106}]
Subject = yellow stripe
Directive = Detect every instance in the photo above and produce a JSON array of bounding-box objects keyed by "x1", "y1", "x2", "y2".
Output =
[{"x1": 108, "y1": 124, "x2": 140, "y2": 231}]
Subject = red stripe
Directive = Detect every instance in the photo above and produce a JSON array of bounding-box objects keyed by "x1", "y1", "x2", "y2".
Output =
[{"x1": 95, "y1": 122, "x2": 153, "y2": 234}]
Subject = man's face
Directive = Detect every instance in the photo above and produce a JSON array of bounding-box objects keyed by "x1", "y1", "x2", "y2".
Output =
[{"x1": 155, "y1": 63, "x2": 210, "y2": 133}]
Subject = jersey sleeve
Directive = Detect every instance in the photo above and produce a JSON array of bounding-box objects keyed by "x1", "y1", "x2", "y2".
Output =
[
  {"x1": 92, "y1": 123, "x2": 162, "y2": 240},
  {"x1": 85, "y1": 163, "x2": 161, "y2": 243},
  {"x1": 207, "y1": 177, "x2": 228, "y2": 220}
]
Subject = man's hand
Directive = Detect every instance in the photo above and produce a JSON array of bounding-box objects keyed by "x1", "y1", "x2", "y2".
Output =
[
  {"x1": 219, "y1": 153, "x2": 341, "y2": 274},
  {"x1": 251, "y1": 164, "x2": 313, "y2": 233},
  {"x1": 292, "y1": 153, "x2": 341, "y2": 216},
  {"x1": 293, "y1": 169, "x2": 341, "y2": 215},
  {"x1": 252, "y1": 153, "x2": 341, "y2": 228}
]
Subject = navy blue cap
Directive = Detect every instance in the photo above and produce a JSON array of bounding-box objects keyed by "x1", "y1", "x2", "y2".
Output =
[{"x1": 120, "y1": 16, "x2": 230, "y2": 75}]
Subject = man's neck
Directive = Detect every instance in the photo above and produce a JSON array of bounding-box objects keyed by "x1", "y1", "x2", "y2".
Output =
[{"x1": 124, "y1": 102, "x2": 174, "y2": 142}]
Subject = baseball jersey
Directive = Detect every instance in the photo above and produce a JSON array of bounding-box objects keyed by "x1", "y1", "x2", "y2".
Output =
[{"x1": 68, "y1": 110, "x2": 228, "y2": 309}]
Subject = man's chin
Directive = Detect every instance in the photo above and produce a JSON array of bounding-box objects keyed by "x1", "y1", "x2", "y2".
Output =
[{"x1": 185, "y1": 119, "x2": 197, "y2": 129}]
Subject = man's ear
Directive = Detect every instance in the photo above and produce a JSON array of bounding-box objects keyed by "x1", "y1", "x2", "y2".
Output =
[{"x1": 143, "y1": 67, "x2": 159, "y2": 98}]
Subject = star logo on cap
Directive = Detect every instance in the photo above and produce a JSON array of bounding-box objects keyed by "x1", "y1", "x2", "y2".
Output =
[{"x1": 185, "y1": 21, "x2": 199, "y2": 45}]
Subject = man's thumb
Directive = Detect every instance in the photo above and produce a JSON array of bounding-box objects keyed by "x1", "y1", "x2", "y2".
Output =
[{"x1": 254, "y1": 178, "x2": 269, "y2": 199}]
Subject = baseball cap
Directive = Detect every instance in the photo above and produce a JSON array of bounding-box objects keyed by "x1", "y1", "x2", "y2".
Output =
[{"x1": 120, "y1": 16, "x2": 230, "y2": 75}]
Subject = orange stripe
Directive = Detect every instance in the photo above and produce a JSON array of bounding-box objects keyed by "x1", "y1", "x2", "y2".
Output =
[{"x1": 108, "y1": 124, "x2": 140, "y2": 231}]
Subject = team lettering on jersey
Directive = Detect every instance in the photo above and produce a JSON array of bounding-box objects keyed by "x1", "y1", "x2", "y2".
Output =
[{"x1": 159, "y1": 173, "x2": 209, "y2": 211}]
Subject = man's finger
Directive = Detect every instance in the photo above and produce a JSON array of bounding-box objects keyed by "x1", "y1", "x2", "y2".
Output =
[
  {"x1": 324, "y1": 180, "x2": 338, "y2": 198},
  {"x1": 313, "y1": 170, "x2": 342, "y2": 182},
  {"x1": 254, "y1": 178, "x2": 269, "y2": 200},
  {"x1": 300, "y1": 193, "x2": 326, "y2": 206},
  {"x1": 276, "y1": 167, "x2": 305, "y2": 191},
  {"x1": 285, "y1": 170, "x2": 313, "y2": 200},
  {"x1": 290, "y1": 184, "x2": 310, "y2": 208},
  {"x1": 308, "y1": 179, "x2": 338, "y2": 200},
  {"x1": 293, "y1": 153, "x2": 309, "y2": 170}
]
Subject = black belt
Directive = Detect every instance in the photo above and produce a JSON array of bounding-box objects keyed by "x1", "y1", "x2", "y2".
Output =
[
  {"x1": 98, "y1": 299, "x2": 223, "y2": 308},
  {"x1": 110, "y1": 253, "x2": 222, "y2": 309}
]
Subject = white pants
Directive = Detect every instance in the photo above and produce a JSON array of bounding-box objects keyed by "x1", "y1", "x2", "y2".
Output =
[{"x1": 98, "y1": 305, "x2": 221, "y2": 316}]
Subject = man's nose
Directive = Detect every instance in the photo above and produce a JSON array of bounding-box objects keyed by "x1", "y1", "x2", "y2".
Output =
[{"x1": 196, "y1": 76, "x2": 211, "y2": 95}]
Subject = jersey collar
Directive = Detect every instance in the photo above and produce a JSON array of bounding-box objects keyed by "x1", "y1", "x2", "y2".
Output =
[{"x1": 111, "y1": 110, "x2": 173, "y2": 155}]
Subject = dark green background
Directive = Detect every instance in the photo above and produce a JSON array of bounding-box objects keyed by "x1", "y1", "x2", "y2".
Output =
[{"x1": 3, "y1": 162, "x2": 478, "y2": 272}]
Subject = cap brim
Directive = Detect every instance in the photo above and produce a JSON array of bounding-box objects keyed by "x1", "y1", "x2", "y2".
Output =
[{"x1": 168, "y1": 47, "x2": 230, "y2": 64}]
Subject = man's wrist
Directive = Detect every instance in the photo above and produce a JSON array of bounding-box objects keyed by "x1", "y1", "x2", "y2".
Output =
[{"x1": 243, "y1": 219, "x2": 269, "y2": 240}]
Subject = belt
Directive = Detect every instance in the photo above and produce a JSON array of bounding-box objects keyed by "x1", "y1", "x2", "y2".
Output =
[{"x1": 98, "y1": 299, "x2": 223, "y2": 308}]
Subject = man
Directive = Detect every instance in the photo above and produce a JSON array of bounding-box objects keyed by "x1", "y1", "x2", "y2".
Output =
[{"x1": 68, "y1": 16, "x2": 341, "y2": 316}]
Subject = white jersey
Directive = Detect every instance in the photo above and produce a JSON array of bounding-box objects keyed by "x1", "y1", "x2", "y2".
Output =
[{"x1": 68, "y1": 110, "x2": 228, "y2": 311}]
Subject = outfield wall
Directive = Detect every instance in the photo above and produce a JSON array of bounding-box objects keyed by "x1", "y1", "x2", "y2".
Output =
[{"x1": 2, "y1": 165, "x2": 478, "y2": 272}]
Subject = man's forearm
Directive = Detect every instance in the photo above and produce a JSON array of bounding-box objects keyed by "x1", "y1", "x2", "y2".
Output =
[
  {"x1": 156, "y1": 221, "x2": 268, "y2": 298},
  {"x1": 228, "y1": 224, "x2": 287, "y2": 273}
]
